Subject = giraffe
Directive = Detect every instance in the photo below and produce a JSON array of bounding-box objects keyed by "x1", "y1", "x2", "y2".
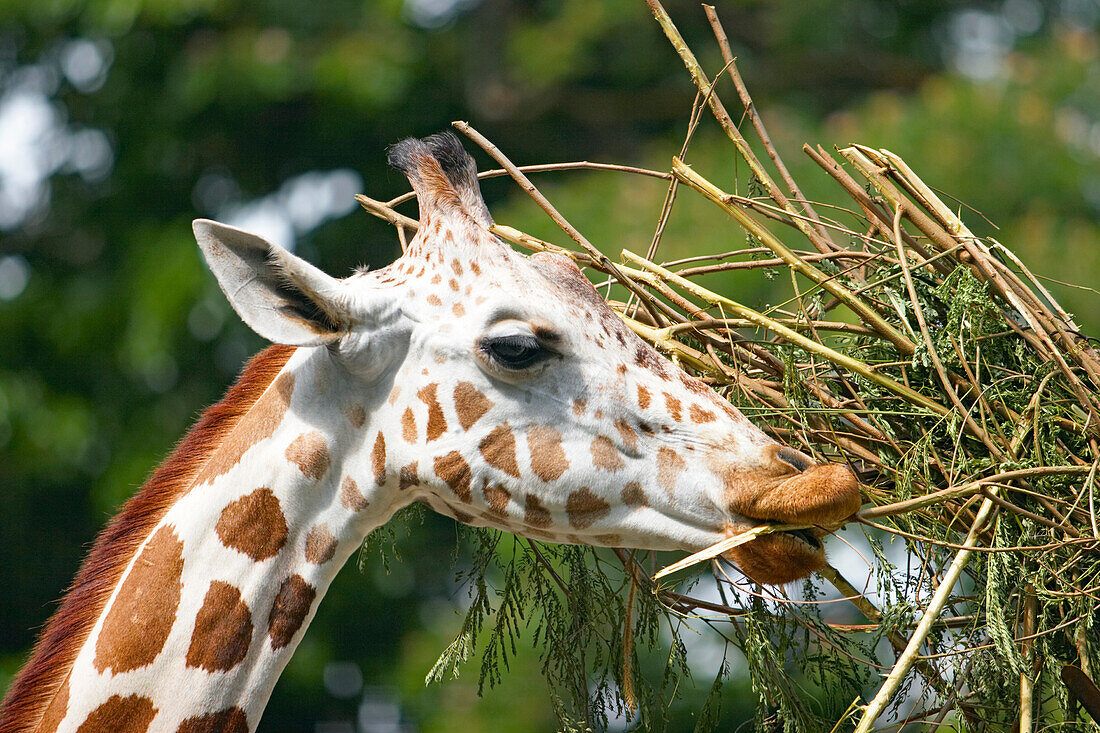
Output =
[{"x1": 0, "y1": 132, "x2": 861, "y2": 733}]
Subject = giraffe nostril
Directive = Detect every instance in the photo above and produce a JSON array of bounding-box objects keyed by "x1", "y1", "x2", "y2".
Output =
[{"x1": 776, "y1": 446, "x2": 814, "y2": 473}]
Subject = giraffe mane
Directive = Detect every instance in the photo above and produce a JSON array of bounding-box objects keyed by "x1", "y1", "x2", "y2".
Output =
[{"x1": 0, "y1": 344, "x2": 296, "y2": 733}]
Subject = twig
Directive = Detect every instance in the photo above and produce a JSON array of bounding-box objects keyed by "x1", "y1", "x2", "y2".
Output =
[
  {"x1": 452, "y1": 120, "x2": 666, "y2": 327},
  {"x1": 385, "y1": 160, "x2": 672, "y2": 208},
  {"x1": 644, "y1": 0, "x2": 839, "y2": 256},
  {"x1": 653, "y1": 523, "x2": 815, "y2": 579},
  {"x1": 891, "y1": 205, "x2": 1008, "y2": 461},
  {"x1": 702, "y1": 4, "x2": 835, "y2": 249},
  {"x1": 854, "y1": 495, "x2": 999, "y2": 733},
  {"x1": 355, "y1": 194, "x2": 596, "y2": 267},
  {"x1": 1020, "y1": 587, "x2": 1037, "y2": 733},
  {"x1": 619, "y1": 249, "x2": 946, "y2": 414},
  {"x1": 671, "y1": 157, "x2": 916, "y2": 354}
]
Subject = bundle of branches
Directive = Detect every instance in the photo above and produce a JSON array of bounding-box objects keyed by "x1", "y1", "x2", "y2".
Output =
[{"x1": 357, "y1": 4, "x2": 1100, "y2": 730}]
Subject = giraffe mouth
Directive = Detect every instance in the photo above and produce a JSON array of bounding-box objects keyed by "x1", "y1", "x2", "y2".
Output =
[
  {"x1": 721, "y1": 522, "x2": 829, "y2": 585},
  {"x1": 780, "y1": 526, "x2": 822, "y2": 550}
]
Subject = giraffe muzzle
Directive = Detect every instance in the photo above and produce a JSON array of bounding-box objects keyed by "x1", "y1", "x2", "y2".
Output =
[{"x1": 717, "y1": 449, "x2": 862, "y2": 584}]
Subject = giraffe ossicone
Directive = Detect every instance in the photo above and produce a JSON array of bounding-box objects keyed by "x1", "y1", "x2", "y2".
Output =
[{"x1": 1, "y1": 131, "x2": 860, "y2": 733}]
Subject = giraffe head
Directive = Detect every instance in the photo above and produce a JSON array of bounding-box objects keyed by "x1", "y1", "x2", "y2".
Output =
[{"x1": 193, "y1": 132, "x2": 860, "y2": 585}]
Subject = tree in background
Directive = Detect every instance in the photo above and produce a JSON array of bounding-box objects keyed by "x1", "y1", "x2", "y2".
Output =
[{"x1": 2, "y1": 1, "x2": 1098, "y2": 729}]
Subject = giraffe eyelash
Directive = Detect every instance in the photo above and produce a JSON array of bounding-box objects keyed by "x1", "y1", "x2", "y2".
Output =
[{"x1": 479, "y1": 334, "x2": 553, "y2": 370}]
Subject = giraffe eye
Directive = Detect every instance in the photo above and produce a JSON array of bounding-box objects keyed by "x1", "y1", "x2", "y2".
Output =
[{"x1": 481, "y1": 334, "x2": 548, "y2": 370}]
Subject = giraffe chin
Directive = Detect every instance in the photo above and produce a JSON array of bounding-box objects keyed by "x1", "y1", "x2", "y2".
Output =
[{"x1": 722, "y1": 529, "x2": 829, "y2": 586}]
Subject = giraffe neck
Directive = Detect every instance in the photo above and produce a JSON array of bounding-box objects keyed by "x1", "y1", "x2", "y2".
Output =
[{"x1": 19, "y1": 347, "x2": 410, "y2": 733}]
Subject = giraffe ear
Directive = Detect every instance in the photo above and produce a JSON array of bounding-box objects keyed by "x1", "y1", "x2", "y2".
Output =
[{"x1": 193, "y1": 219, "x2": 349, "y2": 347}]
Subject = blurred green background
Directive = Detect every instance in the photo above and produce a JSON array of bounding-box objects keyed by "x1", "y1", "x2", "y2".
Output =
[{"x1": 2, "y1": 1, "x2": 1099, "y2": 730}]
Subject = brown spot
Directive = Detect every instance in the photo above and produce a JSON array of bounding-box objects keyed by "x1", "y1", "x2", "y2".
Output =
[
  {"x1": 451, "y1": 258, "x2": 464, "y2": 275},
  {"x1": 566, "y1": 487, "x2": 611, "y2": 529},
  {"x1": 427, "y1": 294, "x2": 442, "y2": 306},
  {"x1": 613, "y1": 419, "x2": 638, "y2": 452},
  {"x1": 399, "y1": 461, "x2": 419, "y2": 490},
  {"x1": 470, "y1": 261, "x2": 481, "y2": 275},
  {"x1": 479, "y1": 424, "x2": 520, "y2": 477},
  {"x1": 657, "y1": 447, "x2": 687, "y2": 495},
  {"x1": 268, "y1": 574, "x2": 316, "y2": 650},
  {"x1": 621, "y1": 482, "x2": 648, "y2": 507},
  {"x1": 345, "y1": 403, "x2": 366, "y2": 428},
  {"x1": 285, "y1": 431, "x2": 331, "y2": 481},
  {"x1": 717, "y1": 399, "x2": 746, "y2": 422},
  {"x1": 304, "y1": 524, "x2": 338, "y2": 565},
  {"x1": 454, "y1": 382, "x2": 493, "y2": 430},
  {"x1": 572, "y1": 398, "x2": 587, "y2": 415},
  {"x1": 371, "y1": 431, "x2": 386, "y2": 486},
  {"x1": 76, "y1": 695, "x2": 156, "y2": 733},
  {"x1": 448, "y1": 278, "x2": 459, "y2": 291},
  {"x1": 93, "y1": 526, "x2": 183, "y2": 674},
  {"x1": 388, "y1": 385, "x2": 402, "y2": 405},
  {"x1": 216, "y1": 488, "x2": 288, "y2": 561},
  {"x1": 451, "y1": 507, "x2": 473, "y2": 523},
  {"x1": 35, "y1": 674, "x2": 69, "y2": 733},
  {"x1": 452, "y1": 302, "x2": 466, "y2": 317},
  {"x1": 176, "y1": 708, "x2": 249, "y2": 733},
  {"x1": 663, "y1": 393, "x2": 682, "y2": 422},
  {"x1": 483, "y1": 482, "x2": 511, "y2": 516},
  {"x1": 636, "y1": 385, "x2": 651, "y2": 410},
  {"x1": 400, "y1": 407, "x2": 417, "y2": 443},
  {"x1": 689, "y1": 404, "x2": 716, "y2": 423},
  {"x1": 525, "y1": 527, "x2": 554, "y2": 540},
  {"x1": 418, "y1": 383, "x2": 447, "y2": 441},
  {"x1": 635, "y1": 345, "x2": 670, "y2": 379},
  {"x1": 434, "y1": 451, "x2": 472, "y2": 502},
  {"x1": 431, "y1": 273, "x2": 442, "y2": 284},
  {"x1": 680, "y1": 373, "x2": 710, "y2": 395},
  {"x1": 524, "y1": 494, "x2": 552, "y2": 527},
  {"x1": 595, "y1": 533, "x2": 622, "y2": 545},
  {"x1": 528, "y1": 425, "x2": 569, "y2": 482},
  {"x1": 194, "y1": 372, "x2": 295, "y2": 485},
  {"x1": 591, "y1": 435, "x2": 624, "y2": 472},
  {"x1": 186, "y1": 581, "x2": 253, "y2": 672},
  {"x1": 340, "y1": 475, "x2": 368, "y2": 512}
]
